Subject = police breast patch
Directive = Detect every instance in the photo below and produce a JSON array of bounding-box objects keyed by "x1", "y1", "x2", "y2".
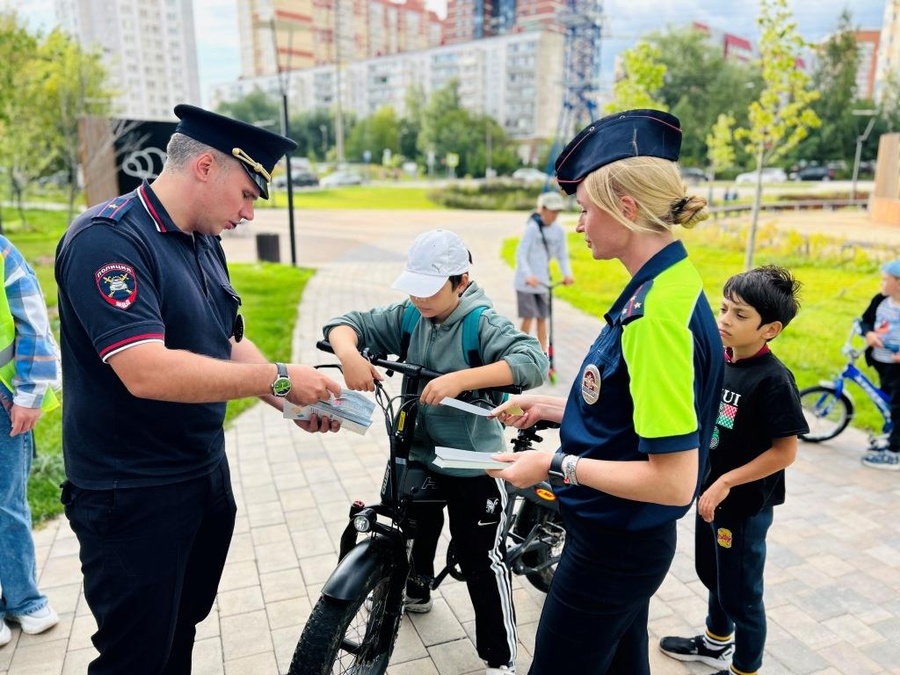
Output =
[{"x1": 95, "y1": 263, "x2": 138, "y2": 309}]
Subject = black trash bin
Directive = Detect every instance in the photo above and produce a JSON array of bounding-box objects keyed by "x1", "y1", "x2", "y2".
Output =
[{"x1": 256, "y1": 233, "x2": 280, "y2": 263}]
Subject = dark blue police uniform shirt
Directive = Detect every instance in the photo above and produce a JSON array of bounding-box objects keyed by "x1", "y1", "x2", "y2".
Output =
[
  {"x1": 556, "y1": 241, "x2": 723, "y2": 531},
  {"x1": 55, "y1": 180, "x2": 242, "y2": 489}
]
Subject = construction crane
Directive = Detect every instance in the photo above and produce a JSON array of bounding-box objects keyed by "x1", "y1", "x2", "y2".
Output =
[{"x1": 544, "y1": 0, "x2": 604, "y2": 179}]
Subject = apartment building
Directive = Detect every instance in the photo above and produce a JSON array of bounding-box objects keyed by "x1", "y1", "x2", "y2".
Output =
[
  {"x1": 56, "y1": 0, "x2": 201, "y2": 121},
  {"x1": 236, "y1": 0, "x2": 443, "y2": 78},
  {"x1": 211, "y1": 29, "x2": 564, "y2": 149},
  {"x1": 875, "y1": 0, "x2": 900, "y2": 101}
]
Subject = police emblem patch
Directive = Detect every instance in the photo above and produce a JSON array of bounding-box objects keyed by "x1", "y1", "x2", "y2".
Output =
[
  {"x1": 95, "y1": 263, "x2": 138, "y2": 309},
  {"x1": 581, "y1": 364, "x2": 601, "y2": 404}
]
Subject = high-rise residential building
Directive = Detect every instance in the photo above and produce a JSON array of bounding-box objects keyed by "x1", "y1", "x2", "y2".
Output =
[
  {"x1": 854, "y1": 30, "x2": 881, "y2": 100},
  {"x1": 442, "y1": 0, "x2": 565, "y2": 44},
  {"x1": 211, "y1": 29, "x2": 565, "y2": 156},
  {"x1": 875, "y1": 0, "x2": 900, "y2": 102},
  {"x1": 237, "y1": 0, "x2": 443, "y2": 78},
  {"x1": 56, "y1": 0, "x2": 201, "y2": 121}
]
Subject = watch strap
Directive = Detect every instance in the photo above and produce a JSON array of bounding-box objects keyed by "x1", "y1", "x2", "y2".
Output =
[{"x1": 548, "y1": 452, "x2": 566, "y2": 487}]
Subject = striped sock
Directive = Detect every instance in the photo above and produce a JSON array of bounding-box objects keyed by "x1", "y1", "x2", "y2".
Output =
[{"x1": 703, "y1": 630, "x2": 734, "y2": 650}]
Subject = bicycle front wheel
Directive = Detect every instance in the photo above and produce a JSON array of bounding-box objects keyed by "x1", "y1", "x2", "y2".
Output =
[
  {"x1": 799, "y1": 385, "x2": 853, "y2": 442},
  {"x1": 288, "y1": 549, "x2": 403, "y2": 675}
]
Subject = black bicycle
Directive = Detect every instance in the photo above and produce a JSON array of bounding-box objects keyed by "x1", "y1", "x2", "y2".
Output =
[
  {"x1": 435, "y1": 420, "x2": 564, "y2": 595},
  {"x1": 289, "y1": 341, "x2": 558, "y2": 675}
]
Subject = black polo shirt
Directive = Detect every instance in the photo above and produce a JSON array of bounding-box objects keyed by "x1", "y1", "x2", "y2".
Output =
[{"x1": 55, "y1": 181, "x2": 242, "y2": 489}]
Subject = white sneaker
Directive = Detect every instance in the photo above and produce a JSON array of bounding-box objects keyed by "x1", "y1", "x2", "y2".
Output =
[
  {"x1": 485, "y1": 664, "x2": 516, "y2": 674},
  {"x1": 7, "y1": 605, "x2": 60, "y2": 635},
  {"x1": 0, "y1": 620, "x2": 11, "y2": 647}
]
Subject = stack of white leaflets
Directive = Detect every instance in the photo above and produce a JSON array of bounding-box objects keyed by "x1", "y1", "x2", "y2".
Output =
[
  {"x1": 433, "y1": 446, "x2": 508, "y2": 470},
  {"x1": 283, "y1": 389, "x2": 376, "y2": 435},
  {"x1": 432, "y1": 396, "x2": 508, "y2": 470}
]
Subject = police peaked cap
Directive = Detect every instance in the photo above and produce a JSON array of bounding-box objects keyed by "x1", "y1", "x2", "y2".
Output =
[
  {"x1": 554, "y1": 109, "x2": 682, "y2": 195},
  {"x1": 173, "y1": 104, "x2": 297, "y2": 199}
]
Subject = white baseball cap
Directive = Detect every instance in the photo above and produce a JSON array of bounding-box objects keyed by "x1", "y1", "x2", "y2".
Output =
[
  {"x1": 537, "y1": 191, "x2": 566, "y2": 211},
  {"x1": 391, "y1": 229, "x2": 470, "y2": 297}
]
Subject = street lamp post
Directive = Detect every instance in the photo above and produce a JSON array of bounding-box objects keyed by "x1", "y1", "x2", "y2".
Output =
[
  {"x1": 334, "y1": 0, "x2": 345, "y2": 165},
  {"x1": 319, "y1": 124, "x2": 328, "y2": 159},
  {"x1": 851, "y1": 109, "x2": 878, "y2": 203},
  {"x1": 258, "y1": 15, "x2": 300, "y2": 265}
]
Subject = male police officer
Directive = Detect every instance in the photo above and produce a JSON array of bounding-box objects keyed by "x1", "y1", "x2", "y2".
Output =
[{"x1": 55, "y1": 104, "x2": 343, "y2": 674}]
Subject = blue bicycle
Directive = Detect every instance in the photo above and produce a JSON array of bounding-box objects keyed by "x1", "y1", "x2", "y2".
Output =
[{"x1": 799, "y1": 320, "x2": 893, "y2": 445}]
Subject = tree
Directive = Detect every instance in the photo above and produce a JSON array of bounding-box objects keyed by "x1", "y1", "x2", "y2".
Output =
[
  {"x1": 734, "y1": 0, "x2": 821, "y2": 270},
  {"x1": 37, "y1": 28, "x2": 112, "y2": 223},
  {"x1": 0, "y1": 14, "x2": 112, "y2": 226},
  {"x1": 217, "y1": 88, "x2": 282, "y2": 129},
  {"x1": 604, "y1": 42, "x2": 667, "y2": 114},
  {"x1": 791, "y1": 11, "x2": 860, "y2": 167},
  {"x1": 418, "y1": 80, "x2": 472, "y2": 176},
  {"x1": 706, "y1": 113, "x2": 737, "y2": 203},
  {"x1": 0, "y1": 11, "x2": 42, "y2": 228},
  {"x1": 651, "y1": 27, "x2": 762, "y2": 167},
  {"x1": 344, "y1": 106, "x2": 399, "y2": 164}
]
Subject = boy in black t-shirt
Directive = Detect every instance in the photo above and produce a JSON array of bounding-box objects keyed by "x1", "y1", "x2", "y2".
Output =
[{"x1": 659, "y1": 266, "x2": 809, "y2": 675}]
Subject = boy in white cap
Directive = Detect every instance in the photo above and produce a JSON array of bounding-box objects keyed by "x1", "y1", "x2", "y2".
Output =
[
  {"x1": 513, "y1": 191, "x2": 574, "y2": 361},
  {"x1": 859, "y1": 258, "x2": 900, "y2": 470},
  {"x1": 324, "y1": 229, "x2": 548, "y2": 674}
]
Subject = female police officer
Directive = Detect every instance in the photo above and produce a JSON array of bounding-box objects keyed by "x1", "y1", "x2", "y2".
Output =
[{"x1": 488, "y1": 109, "x2": 724, "y2": 674}]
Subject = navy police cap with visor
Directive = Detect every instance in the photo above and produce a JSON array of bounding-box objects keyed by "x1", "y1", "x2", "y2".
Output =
[
  {"x1": 554, "y1": 109, "x2": 682, "y2": 195},
  {"x1": 173, "y1": 104, "x2": 297, "y2": 199}
]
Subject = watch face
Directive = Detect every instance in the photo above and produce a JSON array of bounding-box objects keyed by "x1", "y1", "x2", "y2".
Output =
[{"x1": 272, "y1": 377, "x2": 292, "y2": 397}]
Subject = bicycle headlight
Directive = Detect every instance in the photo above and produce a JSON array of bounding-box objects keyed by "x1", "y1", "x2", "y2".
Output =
[{"x1": 353, "y1": 513, "x2": 373, "y2": 533}]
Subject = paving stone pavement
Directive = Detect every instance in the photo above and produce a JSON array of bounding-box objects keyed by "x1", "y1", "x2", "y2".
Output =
[{"x1": 3, "y1": 207, "x2": 899, "y2": 675}]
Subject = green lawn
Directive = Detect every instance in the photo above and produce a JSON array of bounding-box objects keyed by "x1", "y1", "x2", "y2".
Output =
[{"x1": 267, "y1": 185, "x2": 440, "y2": 210}]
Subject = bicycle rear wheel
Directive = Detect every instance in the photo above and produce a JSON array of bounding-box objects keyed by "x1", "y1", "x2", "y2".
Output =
[
  {"x1": 799, "y1": 385, "x2": 853, "y2": 442},
  {"x1": 288, "y1": 550, "x2": 403, "y2": 675},
  {"x1": 511, "y1": 500, "x2": 565, "y2": 594}
]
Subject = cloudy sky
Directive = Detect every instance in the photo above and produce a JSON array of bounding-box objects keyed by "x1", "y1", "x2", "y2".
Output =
[{"x1": 8, "y1": 0, "x2": 889, "y2": 104}]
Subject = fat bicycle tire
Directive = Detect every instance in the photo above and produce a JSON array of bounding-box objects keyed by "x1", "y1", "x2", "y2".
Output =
[
  {"x1": 288, "y1": 550, "x2": 403, "y2": 675},
  {"x1": 512, "y1": 500, "x2": 565, "y2": 594},
  {"x1": 798, "y1": 385, "x2": 853, "y2": 443}
]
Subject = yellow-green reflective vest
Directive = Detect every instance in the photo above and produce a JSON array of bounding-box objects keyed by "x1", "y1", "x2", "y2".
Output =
[{"x1": 0, "y1": 251, "x2": 59, "y2": 412}]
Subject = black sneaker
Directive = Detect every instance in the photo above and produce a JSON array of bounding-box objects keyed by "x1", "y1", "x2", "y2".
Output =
[
  {"x1": 659, "y1": 634, "x2": 734, "y2": 669},
  {"x1": 404, "y1": 575, "x2": 433, "y2": 613}
]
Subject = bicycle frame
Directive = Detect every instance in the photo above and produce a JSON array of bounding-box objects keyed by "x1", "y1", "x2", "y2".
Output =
[
  {"x1": 312, "y1": 341, "x2": 521, "y2": 601},
  {"x1": 825, "y1": 321, "x2": 893, "y2": 435},
  {"x1": 432, "y1": 422, "x2": 563, "y2": 591}
]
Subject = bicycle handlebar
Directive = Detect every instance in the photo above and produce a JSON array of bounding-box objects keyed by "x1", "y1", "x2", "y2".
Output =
[{"x1": 315, "y1": 340, "x2": 522, "y2": 395}]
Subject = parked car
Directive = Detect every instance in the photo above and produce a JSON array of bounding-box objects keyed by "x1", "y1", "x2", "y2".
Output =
[
  {"x1": 789, "y1": 165, "x2": 835, "y2": 181},
  {"x1": 511, "y1": 167, "x2": 551, "y2": 183},
  {"x1": 680, "y1": 167, "x2": 712, "y2": 184},
  {"x1": 734, "y1": 167, "x2": 788, "y2": 184},
  {"x1": 320, "y1": 170, "x2": 364, "y2": 187},
  {"x1": 272, "y1": 170, "x2": 320, "y2": 189}
]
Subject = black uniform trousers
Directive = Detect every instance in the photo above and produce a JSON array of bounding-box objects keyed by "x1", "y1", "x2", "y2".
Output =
[
  {"x1": 62, "y1": 455, "x2": 237, "y2": 675},
  {"x1": 408, "y1": 472, "x2": 517, "y2": 668},
  {"x1": 529, "y1": 518, "x2": 676, "y2": 675}
]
